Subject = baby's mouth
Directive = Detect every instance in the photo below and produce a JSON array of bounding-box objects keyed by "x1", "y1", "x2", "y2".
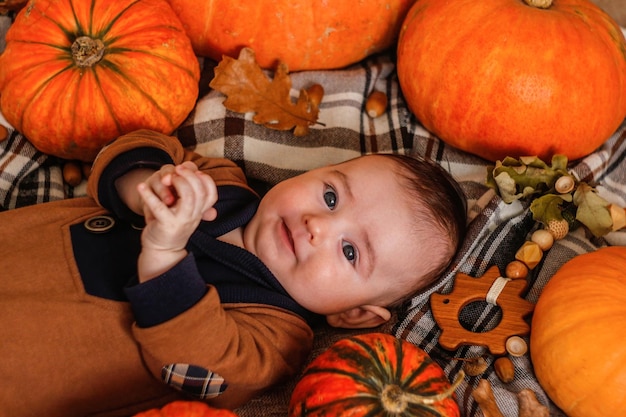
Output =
[{"x1": 282, "y1": 220, "x2": 295, "y2": 254}]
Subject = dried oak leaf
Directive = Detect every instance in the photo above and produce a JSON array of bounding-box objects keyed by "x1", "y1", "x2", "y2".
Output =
[
  {"x1": 573, "y1": 182, "x2": 613, "y2": 237},
  {"x1": 209, "y1": 47, "x2": 320, "y2": 136},
  {"x1": 486, "y1": 155, "x2": 569, "y2": 203},
  {"x1": 490, "y1": 154, "x2": 615, "y2": 238}
]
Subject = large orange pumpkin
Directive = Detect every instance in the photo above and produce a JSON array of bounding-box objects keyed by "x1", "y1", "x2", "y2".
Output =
[
  {"x1": 397, "y1": 0, "x2": 626, "y2": 162},
  {"x1": 289, "y1": 333, "x2": 461, "y2": 417},
  {"x1": 0, "y1": 0, "x2": 200, "y2": 161},
  {"x1": 530, "y1": 246, "x2": 626, "y2": 417},
  {"x1": 165, "y1": 0, "x2": 416, "y2": 71}
]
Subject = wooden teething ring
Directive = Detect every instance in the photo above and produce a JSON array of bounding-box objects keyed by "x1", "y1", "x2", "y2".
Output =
[{"x1": 430, "y1": 266, "x2": 534, "y2": 356}]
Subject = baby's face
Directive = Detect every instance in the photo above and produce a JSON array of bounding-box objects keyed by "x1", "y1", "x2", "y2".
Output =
[{"x1": 243, "y1": 155, "x2": 435, "y2": 315}]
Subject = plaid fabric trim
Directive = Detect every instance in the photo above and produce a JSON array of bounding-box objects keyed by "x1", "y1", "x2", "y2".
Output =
[
  {"x1": 0, "y1": 129, "x2": 68, "y2": 210},
  {"x1": 161, "y1": 363, "x2": 228, "y2": 399}
]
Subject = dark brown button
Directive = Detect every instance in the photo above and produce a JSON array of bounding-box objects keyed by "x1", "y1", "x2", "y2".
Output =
[{"x1": 84, "y1": 215, "x2": 115, "y2": 233}]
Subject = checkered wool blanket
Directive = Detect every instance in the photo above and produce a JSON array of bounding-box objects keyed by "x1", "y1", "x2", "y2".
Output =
[{"x1": 2, "y1": 13, "x2": 625, "y2": 416}]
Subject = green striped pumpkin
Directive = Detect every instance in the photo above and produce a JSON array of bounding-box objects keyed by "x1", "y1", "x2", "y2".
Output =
[
  {"x1": 289, "y1": 333, "x2": 461, "y2": 417},
  {"x1": 0, "y1": 0, "x2": 200, "y2": 161}
]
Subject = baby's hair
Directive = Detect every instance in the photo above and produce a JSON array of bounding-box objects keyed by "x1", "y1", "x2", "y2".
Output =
[{"x1": 377, "y1": 153, "x2": 468, "y2": 299}]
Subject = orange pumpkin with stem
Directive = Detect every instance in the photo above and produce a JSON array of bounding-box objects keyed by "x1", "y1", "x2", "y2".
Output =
[
  {"x1": 530, "y1": 246, "x2": 626, "y2": 417},
  {"x1": 289, "y1": 333, "x2": 462, "y2": 417},
  {"x1": 0, "y1": 0, "x2": 200, "y2": 162},
  {"x1": 165, "y1": 0, "x2": 416, "y2": 71},
  {"x1": 397, "y1": 0, "x2": 626, "y2": 162}
]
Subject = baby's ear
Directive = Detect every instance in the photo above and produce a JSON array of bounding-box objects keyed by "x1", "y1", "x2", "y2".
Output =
[{"x1": 326, "y1": 305, "x2": 391, "y2": 329}]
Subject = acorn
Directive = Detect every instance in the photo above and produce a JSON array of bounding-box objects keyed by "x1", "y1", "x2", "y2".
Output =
[
  {"x1": 554, "y1": 175, "x2": 575, "y2": 194},
  {"x1": 306, "y1": 83, "x2": 325, "y2": 107},
  {"x1": 458, "y1": 356, "x2": 489, "y2": 376},
  {"x1": 62, "y1": 161, "x2": 83, "y2": 187},
  {"x1": 505, "y1": 336, "x2": 528, "y2": 357},
  {"x1": 365, "y1": 90, "x2": 388, "y2": 118},
  {"x1": 494, "y1": 357, "x2": 515, "y2": 383},
  {"x1": 0, "y1": 124, "x2": 8, "y2": 142}
]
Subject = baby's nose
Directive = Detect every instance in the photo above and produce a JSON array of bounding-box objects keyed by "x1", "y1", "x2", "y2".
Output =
[{"x1": 304, "y1": 214, "x2": 329, "y2": 245}]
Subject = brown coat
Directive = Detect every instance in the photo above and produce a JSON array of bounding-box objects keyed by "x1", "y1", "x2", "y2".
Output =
[{"x1": 0, "y1": 130, "x2": 313, "y2": 417}]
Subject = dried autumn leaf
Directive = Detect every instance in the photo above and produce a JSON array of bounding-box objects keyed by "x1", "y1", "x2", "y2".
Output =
[
  {"x1": 209, "y1": 47, "x2": 320, "y2": 136},
  {"x1": 486, "y1": 155, "x2": 570, "y2": 203},
  {"x1": 490, "y1": 153, "x2": 618, "y2": 238},
  {"x1": 530, "y1": 193, "x2": 569, "y2": 225},
  {"x1": 573, "y1": 182, "x2": 613, "y2": 237}
]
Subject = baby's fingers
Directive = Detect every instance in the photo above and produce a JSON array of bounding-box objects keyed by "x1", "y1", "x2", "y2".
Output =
[
  {"x1": 143, "y1": 165, "x2": 177, "y2": 206},
  {"x1": 196, "y1": 171, "x2": 218, "y2": 209},
  {"x1": 188, "y1": 170, "x2": 219, "y2": 221},
  {"x1": 173, "y1": 165, "x2": 217, "y2": 213},
  {"x1": 137, "y1": 182, "x2": 173, "y2": 221}
]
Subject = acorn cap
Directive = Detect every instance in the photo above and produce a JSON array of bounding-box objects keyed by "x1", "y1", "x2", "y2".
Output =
[{"x1": 505, "y1": 336, "x2": 528, "y2": 357}]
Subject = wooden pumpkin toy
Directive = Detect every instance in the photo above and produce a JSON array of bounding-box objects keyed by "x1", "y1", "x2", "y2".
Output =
[
  {"x1": 530, "y1": 246, "x2": 626, "y2": 417},
  {"x1": 396, "y1": 0, "x2": 626, "y2": 162},
  {"x1": 289, "y1": 333, "x2": 462, "y2": 417},
  {"x1": 430, "y1": 266, "x2": 535, "y2": 356},
  {"x1": 0, "y1": 0, "x2": 200, "y2": 162},
  {"x1": 165, "y1": 0, "x2": 416, "y2": 71}
]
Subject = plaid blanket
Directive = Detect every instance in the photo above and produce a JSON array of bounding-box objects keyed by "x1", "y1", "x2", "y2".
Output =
[{"x1": 2, "y1": 14, "x2": 625, "y2": 415}]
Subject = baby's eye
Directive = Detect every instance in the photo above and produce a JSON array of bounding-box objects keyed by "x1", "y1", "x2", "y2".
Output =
[
  {"x1": 342, "y1": 241, "x2": 357, "y2": 264},
  {"x1": 323, "y1": 186, "x2": 337, "y2": 210}
]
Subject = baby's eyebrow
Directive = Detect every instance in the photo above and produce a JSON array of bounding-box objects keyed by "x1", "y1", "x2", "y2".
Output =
[
  {"x1": 331, "y1": 169, "x2": 354, "y2": 201},
  {"x1": 362, "y1": 232, "x2": 375, "y2": 279},
  {"x1": 331, "y1": 168, "x2": 375, "y2": 278}
]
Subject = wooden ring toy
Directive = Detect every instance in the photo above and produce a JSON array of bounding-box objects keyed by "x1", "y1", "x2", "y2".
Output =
[{"x1": 430, "y1": 266, "x2": 535, "y2": 355}]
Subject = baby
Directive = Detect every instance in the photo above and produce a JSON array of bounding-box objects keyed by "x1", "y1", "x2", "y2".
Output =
[{"x1": 0, "y1": 129, "x2": 466, "y2": 416}]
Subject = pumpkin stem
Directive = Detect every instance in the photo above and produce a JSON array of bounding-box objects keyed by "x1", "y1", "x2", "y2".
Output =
[
  {"x1": 380, "y1": 385, "x2": 410, "y2": 413},
  {"x1": 522, "y1": 0, "x2": 552, "y2": 9},
  {"x1": 380, "y1": 370, "x2": 465, "y2": 412},
  {"x1": 71, "y1": 36, "x2": 105, "y2": 67}
]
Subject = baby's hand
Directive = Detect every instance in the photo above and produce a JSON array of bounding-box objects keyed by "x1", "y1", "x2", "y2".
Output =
[
  {"x1": 139, "y1": 164, "x2": 177, "y2": 207},
  {"x1": 138, "y1": 162, "x2": 218, "y2": 252}
]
